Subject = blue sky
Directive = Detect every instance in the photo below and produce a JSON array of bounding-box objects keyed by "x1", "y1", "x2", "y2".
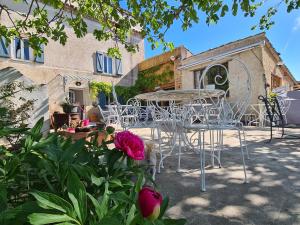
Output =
[{"x1": 144, "y1": 2, "x2": 300, "y2": 81}]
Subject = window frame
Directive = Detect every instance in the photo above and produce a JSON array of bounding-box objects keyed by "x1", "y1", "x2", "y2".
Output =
[
  {"x1": 10, "y1": 37, "x2": 44, "y2": 63},
  {"x1": 193, "y1": 62, "x2": 229, "y2": 95},
  {"x1": 69, "y1": 90, "x2": 76, "y2": 104},
  {"x1": 95, "y1": 51, "x2": 122, "y2": 76}
]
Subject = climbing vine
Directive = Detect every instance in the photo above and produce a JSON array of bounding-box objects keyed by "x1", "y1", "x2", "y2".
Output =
[{"x1": 90, "y1": 64, "x2": 174, "y2": 102}]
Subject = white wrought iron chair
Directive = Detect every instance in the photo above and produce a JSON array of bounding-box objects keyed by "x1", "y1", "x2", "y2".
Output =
[{"x1": 182, "y1": 58, "x2": 252, "y2": 191}]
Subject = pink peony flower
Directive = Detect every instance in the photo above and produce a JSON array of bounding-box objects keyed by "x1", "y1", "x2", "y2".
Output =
[
  {"x1": 138, "y1": 186, "x2": 163, "y2": 220},
  {"x1": 114, "y1": 131, "x2": 145, "y2": 160}
]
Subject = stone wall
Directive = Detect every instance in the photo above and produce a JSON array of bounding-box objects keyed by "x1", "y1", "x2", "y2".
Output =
[
  {"x1": 0, "y1": 2, "x2": 145, "y2": 118},
  {"x1": 180, "y1": 46, "x2": 266, "y2": 105},
  {"x1": 261, "y1": 43, "x2": 295, "y2": 91}
]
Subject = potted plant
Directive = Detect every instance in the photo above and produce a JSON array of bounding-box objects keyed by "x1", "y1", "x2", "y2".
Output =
[{"x1": 60, "y1": 97, "x2": 74, "y2": 113}]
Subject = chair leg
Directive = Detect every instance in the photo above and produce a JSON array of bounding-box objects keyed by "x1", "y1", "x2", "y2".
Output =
[
  {"x1": 241, "y1": 126, "x2": 250, "y2": 159},
  {"x1": 217, "y1": 129, "x2": 223, "y2": 168},
  {"x1": 210, "y1": 130, "x2": 215, "y2": 167},
  {"x1": 157, "y1": 127, "x2": 163, "y2": 173},
  {"x1": 238, "y1": 129, "x2": 248, "y2": 183},
  {"x1": 177, "y1": 132, "x2": 182, "y2": 172},
  {"x1": 201, "y1": 131, "x2": 206, "y2": 191}
]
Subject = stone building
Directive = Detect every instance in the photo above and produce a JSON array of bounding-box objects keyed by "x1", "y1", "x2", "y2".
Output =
[
  {"x1": 178, "y1": 33, "x2": 297, "y2": 104},
  {"x1": 0, "y1": 1, "x2": 144, "y2": 128}
]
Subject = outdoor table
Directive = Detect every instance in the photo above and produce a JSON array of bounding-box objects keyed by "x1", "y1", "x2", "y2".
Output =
[
  {"x1": 135, "y1": 89, "x2": 225, "y2": 101},
  {"x1": 134, "y1": 89, "x2": 225, "y2": 173}
]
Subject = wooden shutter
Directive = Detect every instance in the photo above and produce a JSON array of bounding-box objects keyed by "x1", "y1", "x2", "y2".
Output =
[
  {"x1": 96, "y1": 52, "x2": 103, "y2": 73},
  {"x1": 98, "y1": 92, "x2": 107, "y2": 109},
  {"x1": 0, "y1": 37, "x2": 9, "y2": 57},
  {"x1": 115, "y1": 58, "x2": 122, "y2": 75}
]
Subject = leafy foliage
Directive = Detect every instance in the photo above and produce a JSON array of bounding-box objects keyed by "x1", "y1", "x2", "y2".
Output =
[
  {"x1": 0, "y1": 81, "x2": 35, "y2": 149},
  {"x1": 0, "y1": 84, "x2": 184, "y2": 224},
  {"x1": 90, "y1": 65, "x2": 173, "y2": 102},
  {"x1": 0, "y1": 0, "x2": 299, "y2": 56}
]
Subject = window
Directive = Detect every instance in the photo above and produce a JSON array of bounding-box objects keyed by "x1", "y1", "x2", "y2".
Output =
[
  {"x1": 69, "y1": 90, "x2": 76, "y2": 104},
  {"x1": 95, "y1": 51, "x2": 122, "y2": 75},
  {"x1": 194, "y1": 62, "x2": 229, "y2": 94},
  {"x1": 0, "y1": 37, "x2": 9, "y2": 57},
  {"x1": 104, "y1": 55, "x2": 113, "y2": 74},
  {"x1": 115, "y1": 58, "x2": 122, "y2": 75},
  {"x1": 23, "y1": 39, "x2": 30, "y2": 60},
  {"x1": 14, "y1": 37, "x2": 22, "y2": 59},
  {"x1": 12, "y1": 37, "x2": 44, "y2": 63},
  {"x1": 271, "y1": 74, "x2": 282, "y2": 90}
]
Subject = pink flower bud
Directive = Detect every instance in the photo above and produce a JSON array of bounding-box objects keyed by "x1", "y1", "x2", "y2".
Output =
[{"x1": 138, "y1": 187, "x2": 162, "y2": 220}]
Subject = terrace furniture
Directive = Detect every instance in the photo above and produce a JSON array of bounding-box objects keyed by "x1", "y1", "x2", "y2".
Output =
[
  {"x1": 135, "y1": 89, "x2": 225, "y2": 174},
  {"x1": 247, "y1": 103, "x2": 266, "y2": 127},
  {"x1": 135, "y1": 58, "x2": 251, "y2": 192},
  {"x1": 181, "y1": 58, "x2": 251, "y2": 191}
]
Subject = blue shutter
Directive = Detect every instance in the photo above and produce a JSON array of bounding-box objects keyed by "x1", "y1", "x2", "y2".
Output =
[
  {"x1": 98, "y1": 92, "x2": 107, "y2": 109},
  {"x1": 23, "y1": 39, "x2": 30, "y2": 60},
  {"x1": 0, "y1": 37, "x2": 9, "y2": 57},
  {"x1": 14, "y1": 37, "x2": 21, "y2": 59},
  {"x1": 115, "y1": 58, "x2": 122, "y2": 75},
  {"x1": 35, "y1": 44, "x2": 44, "y2": 63},
  {"x1": 96, "y1": 52, "x2": 103, "y2": 73}
]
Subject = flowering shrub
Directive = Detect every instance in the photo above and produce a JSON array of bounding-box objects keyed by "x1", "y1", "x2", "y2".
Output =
[
  {"x1": 114, "y1": 131, "x2": 145, "y2": 160},
  {"x1": 0, "y1": 115, "x2": 186, "y2": 224}
]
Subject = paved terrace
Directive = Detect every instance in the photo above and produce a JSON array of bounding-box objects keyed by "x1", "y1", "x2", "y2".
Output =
[{"x1": 128, "y1": 127, "x2": 300, "y2": 225}]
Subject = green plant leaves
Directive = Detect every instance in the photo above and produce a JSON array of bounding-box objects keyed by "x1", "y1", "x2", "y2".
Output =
[
  {"x1": 28, "y1": 213, "x2": 78, "y2": 225},
  {"x1": 158, "y1": 197, "x2": 169, "y2": 219},
  {"x1": 30, "y1": 191, "x2": 73, "y2": 215},
  {"x1": 67, "y1": 172, "x2": 87, "y2": 224}
]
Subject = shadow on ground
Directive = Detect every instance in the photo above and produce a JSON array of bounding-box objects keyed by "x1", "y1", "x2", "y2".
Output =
[{"x1": 154, "y1": 128, "x2": 300, "y2": 225}]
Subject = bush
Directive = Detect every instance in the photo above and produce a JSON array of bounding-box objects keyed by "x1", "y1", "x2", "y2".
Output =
[{"x1": 0, "y1": 86, "x2": 186, "y2": 224}]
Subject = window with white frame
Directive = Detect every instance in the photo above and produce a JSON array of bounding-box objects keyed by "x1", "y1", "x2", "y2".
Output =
[
  {"x1": 14, "y1": 37, "x2": 32, "y2": 60},
  {"x1": 69, "y1": 90, "x2": 76, "y2": 104},
  {"x1": 95, "y1": 51, "x2": 122, "y2": 76},
  {"x1": 0, "y1": 37, "x2": 45, "y2": 63}
]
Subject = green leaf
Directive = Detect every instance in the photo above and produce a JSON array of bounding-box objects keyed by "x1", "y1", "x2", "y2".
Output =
[
  {"x1": 162, "y1": 218, "x2": 186, "y2": 225},
  {"x1": 30, "y1": 117, "x2": 44, "y2": 140},
  {"x1": 126, "y1": 204, "x2": 136, "y2": 225},
  {"x1": 67, "y1": 171, "x2": 87, "y2": 224},
  {"x1": 134, "y1": 173, "x2": 144, "y2": 193},
  {"x1": 31, "y1": 191, "x2": 73, "y2": 215},
  {"x1": 87, "y1": 193, "x2": 102, "y2": 220},
  {"x1": 60, "y1": 139, "x2": 85, "y2": 163},
  {"x1": 0, "y1": 184, "x2": 7, "y2": 212},
  {"x1": 28, "y1": 213, "x2": 78, "y2": 225},
  {"x1": 100, "y1": 216, "x2": 121, "y2": 225},
  {"x1": 0, "y1": 202, "x2": 41, "y2": 225},
  {"x1": 158, "y1": 196, "x2": 169, "y2": 219},
  {"x1": 110, "y1": 178, "x2": 123, "y2": 187},
  {"x1": 91, "y1": 175, "x2": 105, "y2": 186}
]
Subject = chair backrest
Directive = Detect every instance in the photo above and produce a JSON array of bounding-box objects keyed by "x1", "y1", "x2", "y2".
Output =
[
  {"x1": 97, "y1": 105, "x2": 107, "y2": 122},
  {"x1": 198, "y1": 58, "x2": 252, "y2": 123},
  {"x1": 111, "y1": 82, "x2": 120, "y2": 106}
]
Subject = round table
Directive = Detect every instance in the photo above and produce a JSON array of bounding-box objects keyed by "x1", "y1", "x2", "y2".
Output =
[{"x1": 135, "y1": 89, "x2": 225, "y2": 101}]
